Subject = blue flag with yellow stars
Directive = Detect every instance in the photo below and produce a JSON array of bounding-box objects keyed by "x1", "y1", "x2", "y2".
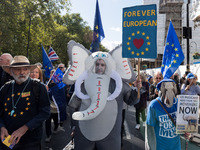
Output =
[
  {"x1": 52, "y1": 68, "x2": 66, "y2": 89},
  {"x1": 90, "y1": 0, "x2": 105, "y2": 53},
  {"x1": 161, "y1": 21, "x2": 185, "y2": 79},
  {"x1": 122, "y1": 4, "x2": 157, "y2": 58},
  {"x1": 42, "y1": 45, "x2": 53, "y2": 78}
]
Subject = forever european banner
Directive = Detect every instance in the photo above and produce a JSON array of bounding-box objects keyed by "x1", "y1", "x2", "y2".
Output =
[{"x1": 122, "y1": 4, "x2": 157, "y2": 58}]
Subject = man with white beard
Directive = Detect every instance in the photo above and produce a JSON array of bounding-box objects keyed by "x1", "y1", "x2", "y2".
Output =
[{"x1": 0, "y1": 55, "x2": 50, "y2": 150}]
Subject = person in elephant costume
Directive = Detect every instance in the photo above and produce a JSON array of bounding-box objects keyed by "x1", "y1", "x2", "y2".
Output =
[
  {"x1": 145, "y1": 79, "x2": 181, "y2": 150},
  {"x1": 63, "y1": 40, "x2": 143, "y2": 150}
]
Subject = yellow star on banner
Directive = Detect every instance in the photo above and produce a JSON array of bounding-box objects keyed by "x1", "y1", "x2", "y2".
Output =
[
  {"x1": 95, "y1": 25, "x2": 98, "y2": 30},
  {"x1": 169, "y1": 64, "x2": 172, "y2": 67},
  {"x1": 141, "y1": 51, "x2": 144, "y2": 55},
  {"x1": 127, "y1": 42, "x2": 130, "y2": 45},
  {"x1": 20, "y1": 112, "x2": 24, "y2": 115},
  {"x1": 137, "y1": 53, "x2": 139, "y2": 56},
  {"x1": 128, "y1": 47, "x2": 131, "y2": 50},
  {"x1": 132, "y1": 33, "x2": 135, "y2": 36},
  {"x1": 145, "y1": 48, "x2": 149, "y2": 51},
  {"x1": 174, "y1": 48, "x2": 178, "y2": 51},
  {"x1": 176, "y1": 54, "x2": 179, "y2": 57},
  {"x1": 173, "y1": 60, "x2": 177, "y2": 63},
  {"x1": 137, "y1": 31, "x2": 140, "y2": 34},
  {"x1": 165, "y1": 66, "x2": 168, "y2": 69},
  {"x1": 96, "y1": 33, "x2": 99, "y2": 38},
  {"x1": 146, "y1": 36, "x2": 149, "y2": 40},
  {"x1": 147, "y1": 42, "x2": 151, "y2": 45},
  {"x1": 131, "y1": 51, "x2": 134, "y2": 55},
  {"x1": 128, "y1": 37, "x2": 131, "y2": 40},
  {"x1": 166, "y1": 42, "x2": 169, "y2": 46},
  {"x1": 162, "y1": 64, "x2": 164, "y2": 67},
  {"x1": 171, "y1": 43, "x2": 174, "y2": 47},
  {"x1": 45, "y1": 66, "x2": 47, "y2": 68},
  {"x1": 142, "y1": 32, "x2": 145, "y2": 36}
]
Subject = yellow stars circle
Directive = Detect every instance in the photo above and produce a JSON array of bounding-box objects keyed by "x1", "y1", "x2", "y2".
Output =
[
  {"x1": 5, "y1": 108, "x2": 7, "y2": 111},
  {"x1": 128, "y1": 31, "x2": 150, "y2": 56},
  {"x1": 27, "y1": 102, "x2": 31, "y2": 106},
  {"x1": 7, "y1": 98, "x2": 10, "y2": 101},
  {"x1": 176, "y1": 54, "x2": 179, "y2": 57},
  {"x1": 8, "y1": 112, "x2": 11, "y2": 115},
  {"x1": 13, "y1": 114, "x2": 16, "y2": 117},
  {"x1": 4, "y1": 103, "x2": 7, "y2": 106},
  {"x1": 12, "y1": 94, "x2": 14, "y2": 97},
  {"x1": 17, "y1": 92, "x2": 20, "y2": 96},
  {"x1": 25, "y1": 107, "x2": 29, "y2": 111},
  {"x1": 26, "y1": 97, "x2": 29, "y2": 100},
  {"x1": 20, "y1": 112, "x2": 24, "y2": 115}
]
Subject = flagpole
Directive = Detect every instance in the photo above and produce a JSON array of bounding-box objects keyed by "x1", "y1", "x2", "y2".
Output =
[{"x1": 137, "y1": 58, "x2": 140, "y2": 99}]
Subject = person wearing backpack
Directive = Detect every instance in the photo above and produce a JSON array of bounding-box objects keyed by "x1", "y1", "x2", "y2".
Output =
[{"x1": 0, "y1": 55, "x2": 50, "y2": 150}]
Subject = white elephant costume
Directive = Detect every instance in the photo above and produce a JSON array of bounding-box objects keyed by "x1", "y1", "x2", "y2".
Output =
[{"x1": 63, "y1": 40, "x2": 141, "y2": 150}]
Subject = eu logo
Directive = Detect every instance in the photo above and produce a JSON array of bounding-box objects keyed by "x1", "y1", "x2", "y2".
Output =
[{"x1": 122, "y1": 4, "x2": 157, "y2": 58}]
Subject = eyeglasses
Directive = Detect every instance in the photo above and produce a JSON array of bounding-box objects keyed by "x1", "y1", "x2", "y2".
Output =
[{"x1": 156, "y1": 77, "x2": 162, "y2": 79}]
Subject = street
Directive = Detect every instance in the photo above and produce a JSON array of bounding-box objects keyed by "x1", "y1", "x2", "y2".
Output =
[{"x1": 41, "y1": 106, "x2": 145, "y2": 150}]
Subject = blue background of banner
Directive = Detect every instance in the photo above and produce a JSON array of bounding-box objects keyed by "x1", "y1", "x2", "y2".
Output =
[{"x1": 122, "y1": 4, "x2": 157, "y2": 58}]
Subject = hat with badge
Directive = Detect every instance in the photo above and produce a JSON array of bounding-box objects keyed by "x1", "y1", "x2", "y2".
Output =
[{"x1": 2, "y1": 55, "x2": 37, "y2": 74}]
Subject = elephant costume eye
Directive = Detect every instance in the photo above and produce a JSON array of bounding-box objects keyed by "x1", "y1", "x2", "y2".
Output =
[{"x1": 101, "y1": 54, "x2": 107, "y2": 57}]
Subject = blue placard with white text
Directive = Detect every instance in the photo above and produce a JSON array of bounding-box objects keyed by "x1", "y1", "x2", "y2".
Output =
[{"x1": 122, "y1": 4, "x2": 157, "y2": 58}]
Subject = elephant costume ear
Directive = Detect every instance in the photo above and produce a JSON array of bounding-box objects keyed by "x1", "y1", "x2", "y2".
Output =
[
  {"x1": 63, "y1": 40, "x2": 91, "y2": 85},
  {"x1": 109, "y1": 45, "x2": 136, "y2": 82}
]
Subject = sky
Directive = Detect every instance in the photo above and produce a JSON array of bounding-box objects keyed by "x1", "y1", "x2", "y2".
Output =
[{"x1": 66, "y1": 0, "x2": 143, "y2": 50}]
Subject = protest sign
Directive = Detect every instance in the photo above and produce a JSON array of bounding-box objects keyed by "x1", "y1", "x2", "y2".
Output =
[
  {"x1": 122, "y1": 4, "x2": 157, "y2": 58},
  {"x1": 176, "y1": 95, "x2": 199, "y2": 134}
]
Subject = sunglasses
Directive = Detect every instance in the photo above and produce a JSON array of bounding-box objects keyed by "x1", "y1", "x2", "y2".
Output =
[{"x1": 156, "y1": 77, "x2": 162, "y2": 79}]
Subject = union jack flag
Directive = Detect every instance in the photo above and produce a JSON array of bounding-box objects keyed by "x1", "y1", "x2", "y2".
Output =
[{"x1": 48, "y1": 46, "x2": 59, "y2": 62}]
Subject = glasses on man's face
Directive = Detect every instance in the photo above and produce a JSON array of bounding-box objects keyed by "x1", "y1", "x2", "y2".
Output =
[
  {"x1": 59, "y1": 67, "x2": 64, "y2": 69},
  {"x1": 156, "y1": 77, "x2": 162, "y2": 79}
]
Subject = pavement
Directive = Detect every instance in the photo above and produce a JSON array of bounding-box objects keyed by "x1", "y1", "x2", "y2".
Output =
[{"x1": 41, "y1": 106, "x2": 145, "y2": 150}]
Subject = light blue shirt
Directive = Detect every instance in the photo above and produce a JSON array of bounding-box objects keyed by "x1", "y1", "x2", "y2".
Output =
[{"x1": 181, "y1": 84, "x2": 200, "y2": 95}]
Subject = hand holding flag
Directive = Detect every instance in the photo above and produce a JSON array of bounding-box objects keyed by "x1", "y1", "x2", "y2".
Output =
[{"x1": 51, "y1": 68, "x2": 66, "y2": 89}]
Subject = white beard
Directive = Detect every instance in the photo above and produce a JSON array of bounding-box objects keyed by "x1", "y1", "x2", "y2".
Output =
[{"x1": 12, "y1": 72, "x2": 30, "y2": 84}]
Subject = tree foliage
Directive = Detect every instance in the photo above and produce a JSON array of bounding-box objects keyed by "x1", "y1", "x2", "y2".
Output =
[{"x1": 0, "y1": 0, "x2": 108, "y2": 67}]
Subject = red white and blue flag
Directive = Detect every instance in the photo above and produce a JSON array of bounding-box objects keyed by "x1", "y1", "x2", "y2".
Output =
[{"x1": 48, "y1": 46, "x2": 59, "y2": 62}]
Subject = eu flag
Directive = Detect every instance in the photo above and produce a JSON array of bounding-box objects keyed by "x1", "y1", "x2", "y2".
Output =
[
  {"x1": 161, "y1": 21, "x2": 185, "y2": 79},
  {"x1": 42, "y1": 45, "x2": 53, "y2": 78},
  {"x1": 52, "y1": 68, "x2": 66, "y2": 89},
  {"x1": 90, "y1": 0, "x2": 105, "y2": 53}
]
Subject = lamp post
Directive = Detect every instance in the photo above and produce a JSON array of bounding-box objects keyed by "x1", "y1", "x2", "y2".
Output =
[
  {"x1": 27, "y1": 10, "x2": 33, "y2": 58},
  {"x1": 184, "y1": 0, "x2": 191, "y2": 75}
]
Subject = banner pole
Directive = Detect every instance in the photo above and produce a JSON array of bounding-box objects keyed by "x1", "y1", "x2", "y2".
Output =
[{"x1": 137, "y1": 58, "x2": 140, "y2": 99}]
